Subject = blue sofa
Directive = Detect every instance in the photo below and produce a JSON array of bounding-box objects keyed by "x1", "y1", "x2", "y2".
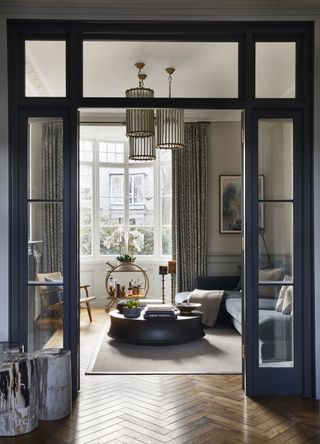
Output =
[{"x1": 176, "y1": 276, "x2": 292, "y2": 362}]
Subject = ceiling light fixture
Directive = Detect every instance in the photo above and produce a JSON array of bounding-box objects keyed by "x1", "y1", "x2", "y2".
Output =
[
  {"x1": 129, "y1": 135, "x2": 156, "y2": 161},
  {"x1": 156, "y1": 68, "x2": 185, "y2": 150},
  {"x1": 126, "y1": 62, "x2": 155, "y2": 138}
]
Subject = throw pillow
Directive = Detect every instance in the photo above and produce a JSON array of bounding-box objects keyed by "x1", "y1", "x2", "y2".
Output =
[
  {"x1": 259, "y1": 268, "x2": 284, "y2": 298},
  {"x1": 275, "y1": 275, "x2": 292, "y2": 312},
  {"x1": 282, "y1": 286, "x2": 293, "y2": 315}
]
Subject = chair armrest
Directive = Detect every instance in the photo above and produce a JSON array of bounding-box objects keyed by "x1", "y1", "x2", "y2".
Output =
[{"x1": 80, "y1": 296, "x2": 96, "y2": 303}]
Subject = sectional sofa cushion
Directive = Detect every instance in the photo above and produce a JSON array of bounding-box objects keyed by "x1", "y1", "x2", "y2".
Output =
[
  {"x1": 259, "y1": 309, "x2": 291, "y2": 340},
  {"x1": 259, "y1": 268, "x2": 284, "y2": 297}
]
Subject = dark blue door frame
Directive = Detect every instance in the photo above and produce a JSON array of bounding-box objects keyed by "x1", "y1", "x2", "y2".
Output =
[
  {"x1": 7, "y1": 20, "x2": 314, "y2": 398},
  {"x1": 243, "y1": 109, "x2": 313, "y2": 395}
]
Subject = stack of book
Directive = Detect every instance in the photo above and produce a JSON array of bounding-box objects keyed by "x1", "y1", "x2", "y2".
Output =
[{"x1": 144, "y1": 304, "x2": 177, "y2": 320}]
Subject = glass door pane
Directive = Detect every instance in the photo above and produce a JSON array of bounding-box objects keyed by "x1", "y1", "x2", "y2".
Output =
[
  {"x1": 27, "y1": 117, "x2": 64, "y2": 351},
  {"x1": 25, "y1": 41, "x2": 66, "y2": 97},
  {"x1": 255, "y1": 42, "x2": 296, "y2": 98},
  {"x1": 258, "y1": 119, "x2": 294, "y2": 367}
]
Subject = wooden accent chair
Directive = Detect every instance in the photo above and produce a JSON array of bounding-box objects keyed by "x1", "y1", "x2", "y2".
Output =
[
  {"x1": 80, "y1": 284, "x2": 96, "y2": 322},
  {"x1": 36, "y1": 272, "x2": 96, "y2": 323},
  {"x1": 36, "y1": 272, "x2": 64, "y2": 329}
]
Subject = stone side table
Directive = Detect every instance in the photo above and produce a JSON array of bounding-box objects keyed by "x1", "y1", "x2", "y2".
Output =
[
  {"x1": 0, "y1": 341, "x2": 24, "y2": 353},
  {"x1": 0, "y1": 352, "x2": 38, "y2": 436},
  {"x1": 35, "y1": 348, "x2": 72, "y2": 420}
]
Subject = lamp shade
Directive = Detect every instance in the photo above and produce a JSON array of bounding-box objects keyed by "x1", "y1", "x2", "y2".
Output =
[
  {"x1": 156, "y1": 109, "x2": 185, "y2": 149},
  {"x1": 129, "y1": 136, "x2": 156, "y2": 161},
  {"x1": 126, "y1": 87, "x2": 155, "y2": 137}
]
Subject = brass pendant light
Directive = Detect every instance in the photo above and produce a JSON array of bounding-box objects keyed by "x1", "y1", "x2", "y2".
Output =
[
  {"x1": 156, "y1": 68, "x2": 185, "y2": 150},
  {"x1": 129, "y1": 136, "x2": 156, "y2": 161},
  {"x1": 126, "y1": 63, "x2": 155, "y2": 138}
]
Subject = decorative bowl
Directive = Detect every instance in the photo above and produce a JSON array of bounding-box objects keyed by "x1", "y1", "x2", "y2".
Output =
[{"x1": 176, "y1": 302, "x2": 202, "y2": 316}]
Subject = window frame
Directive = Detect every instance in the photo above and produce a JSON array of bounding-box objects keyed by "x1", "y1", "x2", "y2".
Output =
[{"x1": 79, "y1": 127, "x2": 172, "y2": 262}]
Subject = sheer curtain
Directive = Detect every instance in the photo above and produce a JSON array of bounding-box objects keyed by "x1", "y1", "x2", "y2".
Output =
[
  {"x1": 41, "y1": 122, "x2": 64, "y2": 273},
  {"x1": 172, "y1": 122, "x2": 208, "y2": 292}
]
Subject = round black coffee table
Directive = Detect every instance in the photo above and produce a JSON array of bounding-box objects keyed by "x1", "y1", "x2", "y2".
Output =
[{"x1": 108, "y1": 310, "x2": 205, "y2": 345}]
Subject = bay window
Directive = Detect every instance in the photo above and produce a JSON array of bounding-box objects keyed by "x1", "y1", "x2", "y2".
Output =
[{"x1": 80, "y1": 125, "x2": 172, "y2": 260}]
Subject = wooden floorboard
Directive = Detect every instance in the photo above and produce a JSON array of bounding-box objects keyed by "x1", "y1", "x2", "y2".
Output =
[{"x1": 5, "y1": 307, "x2": 320, "y2": 444}]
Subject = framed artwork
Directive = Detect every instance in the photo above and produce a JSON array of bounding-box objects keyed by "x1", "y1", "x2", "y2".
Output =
[{"x1": 220, "y1": 175, "x2": 264, "y2": 233}]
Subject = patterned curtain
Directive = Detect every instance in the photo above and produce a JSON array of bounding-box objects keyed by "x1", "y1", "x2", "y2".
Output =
[
  {"x1": 41, "y1": 122, "x2": 64, "y2": 273},
  {"x1": 172, "y1": 122, "x2": 208, "y2": 292}
]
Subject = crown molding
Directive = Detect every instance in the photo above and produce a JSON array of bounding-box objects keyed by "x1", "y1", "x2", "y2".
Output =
[
  {"x1": 1, "y1": 0, "x2": 320, "y2": 9},
  {"x1": 0, "y1": 1, "x2": 320, "y2": 20}
]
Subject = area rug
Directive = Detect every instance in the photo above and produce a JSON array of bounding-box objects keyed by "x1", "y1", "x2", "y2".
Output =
[{"x1": 86, "y1": 320, "x2": 241, "y2": 374}]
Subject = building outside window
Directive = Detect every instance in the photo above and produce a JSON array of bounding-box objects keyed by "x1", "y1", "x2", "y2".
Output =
[{"x1": 79, "y1": 125, "x2": 172, "y2": 260}]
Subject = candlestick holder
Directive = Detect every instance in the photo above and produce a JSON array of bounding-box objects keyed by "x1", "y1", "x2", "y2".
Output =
[
  {"x1": 170, "y1": 274, "x2": 176, "y2": 305},
  {"x1": 167, "y1": 260, "x2": 177, "y2": 305},
  {"x1": 159, "y1": 265, "x2": 168, "y2": 304}
]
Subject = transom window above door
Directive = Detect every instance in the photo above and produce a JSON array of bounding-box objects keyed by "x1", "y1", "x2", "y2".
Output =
[{"x1": 82, "y1": 41, "x2": 239, "y2": 98}]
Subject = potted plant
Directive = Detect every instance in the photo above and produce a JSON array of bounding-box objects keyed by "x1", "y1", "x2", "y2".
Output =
[
  {"x1": 116, "y1": 253, "x2": 136, "y2": 263},
  {"x1": 123, "y1": 300, "x2": 141, "y2": 318}
]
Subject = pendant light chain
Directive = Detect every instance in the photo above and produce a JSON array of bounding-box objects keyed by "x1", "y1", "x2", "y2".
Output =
[{"x1": 168, "y1": 72, "x2": 172, "y2": 98}]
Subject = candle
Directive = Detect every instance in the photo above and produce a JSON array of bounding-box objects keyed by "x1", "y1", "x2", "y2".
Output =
[
  {"x1": 159, "y1": 265, "x2": 168, "y2": 275},
  {"x1": 168, "y1": 260, "x2": 176, "y2": 274}
]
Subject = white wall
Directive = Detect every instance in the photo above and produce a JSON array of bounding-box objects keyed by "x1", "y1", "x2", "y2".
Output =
[
  {"x1": 80, "y1": 261, "x2": 172, "y2": 307},
  {"x1": 207, "y1": 121, "x2": 242, "y2": 276}
]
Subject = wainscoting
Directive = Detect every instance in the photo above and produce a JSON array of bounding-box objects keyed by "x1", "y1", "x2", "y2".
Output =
[
  {"x1": 80, "y1": 253, "x2": 242, "y2": 308},
  {"x1": 80, "y1": 261, "x2": 173, "y2": 307},
  {"x1": 207, "y1": 252, "x2": 241, "y2": 277}
]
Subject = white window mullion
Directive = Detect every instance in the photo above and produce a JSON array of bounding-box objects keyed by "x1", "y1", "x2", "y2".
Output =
[
  {"x1": 154, "y1": 155, "x2": 160, "y2": 260},
  {"x1": 93, "y1": 139, "x2": 101, "y2": 259},
  {"x1": 124, "y1": 142, "x2": 129, "y2": 234}
]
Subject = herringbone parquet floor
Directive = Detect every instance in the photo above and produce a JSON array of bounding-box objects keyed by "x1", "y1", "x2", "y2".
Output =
[{"x1": 5, "y1": 308, "x2": 320, "y2": 444}]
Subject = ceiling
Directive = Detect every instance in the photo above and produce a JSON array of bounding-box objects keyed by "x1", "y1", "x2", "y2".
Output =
[
  {"x1": 26, "y1": 40, "x2": 295, "y2": 99},
  {"x1": 83, "y1": 41, "x2": 238, "y2": 98}
]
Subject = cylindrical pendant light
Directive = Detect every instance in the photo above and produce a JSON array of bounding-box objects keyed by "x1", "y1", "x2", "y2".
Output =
[
  {"x1": 156, "y1": 68, "x2": 185, "y2": 150},
  {"x1": 156, "y1": 108, "x2": 185, "y2": 149},
  {"x1": 129, "y1": 136, "x2": 156, "y2": 161},
  {"x1": 126, "y1": 63, "x2": 155, "y2": 138}
]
